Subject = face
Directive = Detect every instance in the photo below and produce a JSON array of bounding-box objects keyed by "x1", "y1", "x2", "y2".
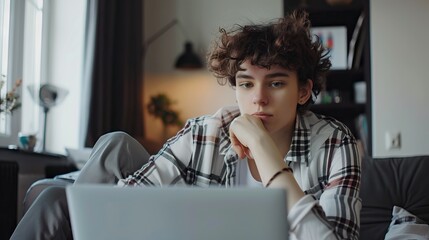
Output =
[{"x1": 235, "y1": 61, "x2": 312, "y2": 135}]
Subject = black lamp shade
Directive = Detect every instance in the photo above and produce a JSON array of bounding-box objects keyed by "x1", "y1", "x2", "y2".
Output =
[{"x1": 175, "y1": 42, "x2": 203, "y2": 69}]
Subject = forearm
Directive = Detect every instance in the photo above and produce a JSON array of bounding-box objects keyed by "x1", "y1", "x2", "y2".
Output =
[
  {"x1": 288, "y1": 195, "x2": 358, "y2": 240},
  {"x1": 250, "y1": 136, "x2": 304, "y2": 210}
]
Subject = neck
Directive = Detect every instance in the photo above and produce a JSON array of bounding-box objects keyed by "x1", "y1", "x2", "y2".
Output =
[{"x1": 270, "y1": 121, "x2": 295, "y2": 158}]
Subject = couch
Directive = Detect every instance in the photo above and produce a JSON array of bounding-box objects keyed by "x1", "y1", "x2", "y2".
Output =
[
  {"x1": 360, "y1": 155, "x2": 429, "y2": 239},
  {"x1": 21, "y1": 155, "x2": 429, "y2": 239}
]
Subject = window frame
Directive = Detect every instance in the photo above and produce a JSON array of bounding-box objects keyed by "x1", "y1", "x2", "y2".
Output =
[
  {"x1": 0, "y1": 0, "x2": 25, "y2": 146},
  {"x1": 0, "y1": 0, "x2": 47, "y2": 147}
]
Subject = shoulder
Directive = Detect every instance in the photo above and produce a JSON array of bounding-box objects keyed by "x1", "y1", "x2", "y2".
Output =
[
  {"x1": 187, "y1": 105, "x2": 240, "y2": 129},
  {"x1": 160, "y1": 106, "x2": 240, "y2": 157},
  {"x1": 301, "y1": 111, "x2": 355, "y2": 140},
  {"x1": 170, "y1": 106, "x2": 240, "y2": 143}
]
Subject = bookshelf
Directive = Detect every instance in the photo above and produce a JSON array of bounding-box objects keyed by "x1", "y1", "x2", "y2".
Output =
[{"x1": 285, "y1": 0, "x2": 372, "y2": 155}]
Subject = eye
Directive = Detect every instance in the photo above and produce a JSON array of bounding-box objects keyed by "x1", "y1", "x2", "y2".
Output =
[
  {"x1": 270, "y1": 81, "x2": 285, "y2": 88},
  {"x1": 238, "y1": 82, "x2": 253, "y2": 89}
]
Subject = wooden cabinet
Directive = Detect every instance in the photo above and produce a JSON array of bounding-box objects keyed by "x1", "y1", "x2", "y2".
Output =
[{"x1": 285, "y1": 0, "x2": 372, "y2": 155}]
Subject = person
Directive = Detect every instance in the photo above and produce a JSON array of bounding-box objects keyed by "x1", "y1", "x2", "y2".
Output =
[{"x1": 11, "y1": 10, "x2": 361, "y2": 240}]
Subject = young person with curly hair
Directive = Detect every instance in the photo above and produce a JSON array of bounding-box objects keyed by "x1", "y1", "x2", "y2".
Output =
[{"x1": 12, "y1": 10, "x2": 361, "y2": 240}]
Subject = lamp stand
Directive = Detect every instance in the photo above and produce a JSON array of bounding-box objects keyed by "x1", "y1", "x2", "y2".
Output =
[{"x1": 41, "y1": 107, "x2": 49, "y2": 152}]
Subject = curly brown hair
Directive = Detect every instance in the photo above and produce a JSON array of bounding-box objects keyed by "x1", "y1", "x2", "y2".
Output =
[{"x1": 207, "y1": 10, "x2": 331, "y2": 111}]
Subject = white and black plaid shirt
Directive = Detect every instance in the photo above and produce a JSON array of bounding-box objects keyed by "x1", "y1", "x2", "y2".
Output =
[{"x1": 119, "y1": 105, "x2": 362, "y2": 240}]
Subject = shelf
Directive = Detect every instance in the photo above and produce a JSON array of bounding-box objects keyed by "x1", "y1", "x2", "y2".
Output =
[
  {"x1": 327, "y1": 69, "x2": 363, "y2": 79},
  {"x1": 325, "y1": 69, "x2": 364, "y2": 91},
  {"x1": 285, "y1": 0, "x2": 371, "y2": 154}
]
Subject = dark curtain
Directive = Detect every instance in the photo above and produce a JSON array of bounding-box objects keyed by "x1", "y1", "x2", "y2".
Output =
[{"x1": 85, "y1": 0, "x2": 144, "y2": 146}]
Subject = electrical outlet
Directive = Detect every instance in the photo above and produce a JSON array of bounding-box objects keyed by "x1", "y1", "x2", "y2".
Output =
[{"x1": 385, "y1": 132, "x2": 401, "y2": 150}]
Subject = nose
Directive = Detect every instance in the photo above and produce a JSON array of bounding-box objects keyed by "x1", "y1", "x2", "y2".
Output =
[{"x1": 252, "y1": 88, "x2": 268, "y2": 106}]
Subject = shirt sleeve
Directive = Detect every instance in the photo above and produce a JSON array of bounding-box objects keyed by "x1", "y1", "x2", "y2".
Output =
[
  {"x1": 289, "y1": 136, "x2": 362, "y2": 240},
  {"x1": 117, "y1": 120, "x2": 194, "y2": 187}
]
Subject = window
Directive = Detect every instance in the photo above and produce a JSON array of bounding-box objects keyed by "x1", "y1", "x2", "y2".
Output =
[
  {"x1": 0, "y1": 0, "x2": 44, "y2": 146},
  {"x1": 0, "y1": 0, "x2": 11, "y2": 135}
]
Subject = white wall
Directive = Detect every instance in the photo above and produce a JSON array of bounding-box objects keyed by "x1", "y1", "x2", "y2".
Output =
[
  {"x1": 45, "y1": 0, "x2": 86, "y2": 154},
  {"x1": 371, "y1": 0, "x2": 429, "y2": 157},
  {"x1": 144, "y1": 0, "x2": 283, "y2": 142}
]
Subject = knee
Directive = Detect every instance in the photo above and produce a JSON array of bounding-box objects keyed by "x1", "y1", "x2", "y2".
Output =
[
  {"x1": 99, "y1": 131, "x2": 136, "y2": 146},
  {"x1": 101, "y1": 131, "x2": 131, "y2": 141}
]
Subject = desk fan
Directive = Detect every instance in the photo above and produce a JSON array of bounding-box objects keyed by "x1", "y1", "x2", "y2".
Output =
[{"x1": 29, "y1": 83, "x2": 68, "y2": 152}]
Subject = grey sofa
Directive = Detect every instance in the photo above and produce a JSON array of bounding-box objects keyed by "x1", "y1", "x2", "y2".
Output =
[{"x1": 21, "y1": 155, "x2": 429, "y2": 239}]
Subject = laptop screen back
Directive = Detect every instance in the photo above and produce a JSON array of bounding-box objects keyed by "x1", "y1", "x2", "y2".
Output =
[{"x1": 66, "y1": 185, "x2": 288, "y2": 240}]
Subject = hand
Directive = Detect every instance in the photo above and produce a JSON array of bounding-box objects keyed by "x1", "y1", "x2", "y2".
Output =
[{"x1": 229, "y1": 114, "x2": 268, "y2": 159}]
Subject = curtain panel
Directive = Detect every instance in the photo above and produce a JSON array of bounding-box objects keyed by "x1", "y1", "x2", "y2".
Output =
[{"x1": 85, "y1": 0, "x2": 144, "y2": 147}]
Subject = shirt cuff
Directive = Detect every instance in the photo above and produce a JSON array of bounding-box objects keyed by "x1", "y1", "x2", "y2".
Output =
[
  {"x1": 116, "y1": 179, "x2": 126, "y2": 187},
  {"x1": 288, "y1": 194, "x2": 319, "y2": 231}
]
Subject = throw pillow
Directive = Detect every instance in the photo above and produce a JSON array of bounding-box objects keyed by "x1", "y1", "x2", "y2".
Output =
[{"x1": 384, "y1": 206, "x2": 429, "y2": 240}]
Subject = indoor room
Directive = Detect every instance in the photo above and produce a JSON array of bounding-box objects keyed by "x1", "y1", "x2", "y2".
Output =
[{"x1": 1, "y1": 0, "x2": 428, "y2": 239}]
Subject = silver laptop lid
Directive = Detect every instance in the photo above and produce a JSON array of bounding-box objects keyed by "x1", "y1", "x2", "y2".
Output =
[{"x1": 66, "y1": 185, "x2": 288, "y2": 240}]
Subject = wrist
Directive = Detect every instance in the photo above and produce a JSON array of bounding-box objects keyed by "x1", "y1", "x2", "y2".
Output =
[{"x1": 265, "y1": 167, "x2": 293, "y2": 187}]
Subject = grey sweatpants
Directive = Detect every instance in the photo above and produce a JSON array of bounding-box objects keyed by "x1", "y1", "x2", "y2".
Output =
[{"x1": 10, "y1": 132, "x2": 151, "y2": 240}]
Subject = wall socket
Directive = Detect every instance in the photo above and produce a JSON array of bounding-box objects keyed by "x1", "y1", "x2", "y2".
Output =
[{"x1": 385, "y1": 132, "x2": 401, "y2": 150}]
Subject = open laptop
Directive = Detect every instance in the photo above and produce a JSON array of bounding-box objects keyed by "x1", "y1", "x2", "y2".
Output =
[{"x1": 66, "y1": 185, "x2": 289, "y2": 240}]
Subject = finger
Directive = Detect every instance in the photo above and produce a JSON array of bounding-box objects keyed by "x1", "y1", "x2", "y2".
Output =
[
  {"x1": 231, "y1": 136, "x2": 246, "y2": 158},
  {"x1": 243, "y1": 147, "x2": 254, "y2": 160},
  {"x1": 230, "y1": 132, "x2": 246, "y2": 159}
]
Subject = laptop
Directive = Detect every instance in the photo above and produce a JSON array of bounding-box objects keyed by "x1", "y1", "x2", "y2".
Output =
[{"x1": 66, "y1": 185, "x2": 289, "y2": 240}]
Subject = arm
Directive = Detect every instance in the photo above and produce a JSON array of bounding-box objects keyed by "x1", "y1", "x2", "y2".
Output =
[
  {"x1": 118, "y1": 120, "x2": 194, "y2": 187},
  {"x1": 118, "y1": 108, "x2": 233, "y2": 187},
  {"x1": 229, "y1": 114, "x2": 304, "y2": 209},
  {"x1": 229, "y1": 114, "x2": 361, "y2": 239},
  {"x1": 289, "y1": 136, "x2": 361, "y2": 240}
]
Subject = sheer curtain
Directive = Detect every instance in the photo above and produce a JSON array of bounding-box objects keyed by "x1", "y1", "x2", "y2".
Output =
[{"x1": 83, "y1": 0, "x2": 144, "y2": 147}]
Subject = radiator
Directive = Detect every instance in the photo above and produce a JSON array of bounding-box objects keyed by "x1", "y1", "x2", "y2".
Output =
[{"x1": 0, "y1": 161, "x2": 19, "y2": 239}]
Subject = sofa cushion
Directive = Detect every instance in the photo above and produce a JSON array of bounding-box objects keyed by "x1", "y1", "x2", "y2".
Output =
[{"x1": 360, "y1": 155, "x2": 429, "y2": 240}]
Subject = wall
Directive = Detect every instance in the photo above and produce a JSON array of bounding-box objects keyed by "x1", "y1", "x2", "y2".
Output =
[
  {"x1": 45, "y1": 0, "x2": 86, "y2": 153},
  {"x1": 144, "y1": 0, "x2": 283, "y2": 143},
  {"x1": 371, "y1": 0, "x2": 429, "y2": 157}
]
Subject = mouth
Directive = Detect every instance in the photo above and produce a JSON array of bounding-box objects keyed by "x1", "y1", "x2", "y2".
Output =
[{"x1": 251, "y1": 112, "x2": 273, "y2": 121}]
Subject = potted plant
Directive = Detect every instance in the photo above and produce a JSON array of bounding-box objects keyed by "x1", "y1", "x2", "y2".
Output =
[
  {"x1": 147, "y1": 93, "x2": 183, "y2": 140},
  {"x1": 0, "y1": 77, "x2": 22, "y2": 114}
]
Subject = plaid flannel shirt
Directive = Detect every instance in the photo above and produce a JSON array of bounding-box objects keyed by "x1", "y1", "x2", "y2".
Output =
[{"x1": 118, "y1": 105, "x2": 362, "y2": 240}]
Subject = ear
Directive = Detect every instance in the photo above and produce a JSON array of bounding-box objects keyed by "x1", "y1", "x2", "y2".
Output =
[{"x1": 298, "y1": 79, "x2": 313, "y2": 105}]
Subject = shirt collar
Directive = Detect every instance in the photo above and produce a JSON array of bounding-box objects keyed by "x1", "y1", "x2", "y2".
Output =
[{"x1": 285, "y1": 111, "x2": 312, "y2": 165}]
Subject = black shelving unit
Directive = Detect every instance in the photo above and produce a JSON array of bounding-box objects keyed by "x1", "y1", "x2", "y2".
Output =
[{"x1": 285, "y1": 0, "x2": 372, "y2": 155}]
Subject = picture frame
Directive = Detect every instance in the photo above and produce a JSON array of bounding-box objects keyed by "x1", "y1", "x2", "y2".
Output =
[{"x1": 311, "y1": 26, "x2": 348, "y2": 70}]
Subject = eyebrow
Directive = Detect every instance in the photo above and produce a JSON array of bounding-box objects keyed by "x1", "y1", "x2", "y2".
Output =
[{"x1": 236, "y1": 72, "x2": 290, "y2": 79}]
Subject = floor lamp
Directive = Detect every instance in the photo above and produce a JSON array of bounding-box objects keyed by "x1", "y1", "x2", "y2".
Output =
[
  {"x1": 142, "y1": 19, "x2": 203, "y2": 69},
  {"x1": 28, "y1": 83, "x2": 68, "y2": 152}
]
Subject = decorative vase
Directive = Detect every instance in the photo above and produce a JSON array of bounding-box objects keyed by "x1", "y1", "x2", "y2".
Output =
[{"x1": 18, "y1": 132, "x2": 37, "y2": 151}]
